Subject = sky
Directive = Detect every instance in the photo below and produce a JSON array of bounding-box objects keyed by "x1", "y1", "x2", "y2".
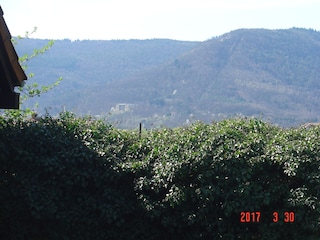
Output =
[{"x1": 1, "y1": 0, "x2": 320, "y2": 41}]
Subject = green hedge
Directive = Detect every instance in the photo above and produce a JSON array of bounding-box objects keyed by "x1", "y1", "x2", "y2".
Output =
[
  {"x1": 0, "y1": 113, "x2": 158, "y2": 240},
  {"x1": 0, "y1": 113, "x2": 319, "y2": 239}
]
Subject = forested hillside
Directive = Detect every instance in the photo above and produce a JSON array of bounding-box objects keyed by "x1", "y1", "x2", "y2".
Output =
[
  {"x1": 14, "y1": 28, "x2": 320, "y2": 128},
  {"x1": 14, "y1": 38, "x2": 199, "y2": 120}
]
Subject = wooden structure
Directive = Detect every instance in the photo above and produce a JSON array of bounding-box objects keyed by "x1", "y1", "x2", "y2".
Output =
[{"x1": 0, "y1": 5, "x2": 27, "y2": 109}]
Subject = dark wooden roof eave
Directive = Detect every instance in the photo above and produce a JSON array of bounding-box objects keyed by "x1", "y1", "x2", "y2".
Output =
[
  {"x1": 0, "y1": 6, "x2": 27, "y2": 89},
  {"x1": 0, "y1": 5, "x2": 27, "y2": 109}
]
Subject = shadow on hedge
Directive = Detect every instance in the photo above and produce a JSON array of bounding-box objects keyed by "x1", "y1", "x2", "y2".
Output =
[{"x1": 0, "y1": 116, "x2": 166, "y2": 240}]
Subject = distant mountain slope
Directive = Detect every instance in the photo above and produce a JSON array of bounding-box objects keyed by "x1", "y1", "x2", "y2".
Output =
[
  {"x1": 90, "y1": 28, "x2": 320, "y2": 127},
  {"x1": 16, "y1": 38, "x2": 199, "y2": 84},
  {"x1": 14, "y1": 28, "x2": 320, "y2": 128},
  {"x1": 14, "y1": 38, "x2": 199, "y2": 114}
]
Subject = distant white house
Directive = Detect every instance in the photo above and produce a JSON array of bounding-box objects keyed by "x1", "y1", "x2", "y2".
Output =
[{"x1": 110, "y1": 103, "x2": 134, "y2": 113}]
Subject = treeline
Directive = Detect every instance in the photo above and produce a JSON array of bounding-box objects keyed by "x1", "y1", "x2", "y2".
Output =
[{"x1": 0, "y1": 113, "x2": 319, "y2": 239}]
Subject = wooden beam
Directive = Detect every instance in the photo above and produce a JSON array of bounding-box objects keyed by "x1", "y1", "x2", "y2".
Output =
[
  {"x1": 0, "y1": 5, "x2": 27, "y2": 109},
  {"x1": 0, "y1": 91, "x2": 19, "y2": 109}
]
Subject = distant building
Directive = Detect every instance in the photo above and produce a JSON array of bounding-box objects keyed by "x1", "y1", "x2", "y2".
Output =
[{"x1": 111, "y1": 103, "x2": 134, "y2": 113}]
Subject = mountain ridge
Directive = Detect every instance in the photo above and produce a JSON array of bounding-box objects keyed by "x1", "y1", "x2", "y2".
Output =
[{"x1": 13, "y1": 28, "x2": 320, "y2": 128}]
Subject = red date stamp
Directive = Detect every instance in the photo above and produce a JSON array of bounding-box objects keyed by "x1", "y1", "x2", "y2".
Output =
[
  {"x1": 240, "y1": 211, "x2": 295, "y2": 223},
  {"x1": 240, "y1": 211, "x2": 261, "y2": 222}
]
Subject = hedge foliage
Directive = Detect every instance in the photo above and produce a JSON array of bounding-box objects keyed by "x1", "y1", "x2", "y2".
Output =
[{"x1": 0, "y1": 113, "x2": 319, "y2": 239}]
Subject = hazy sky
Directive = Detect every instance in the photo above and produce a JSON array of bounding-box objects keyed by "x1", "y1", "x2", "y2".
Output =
[{"x1": 1, "y1": 0, "x2": 320, "y2": 41}]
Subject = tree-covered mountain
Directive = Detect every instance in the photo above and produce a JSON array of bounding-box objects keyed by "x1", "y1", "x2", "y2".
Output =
[
  {"x1": 14, "y1": 28, "x2": 320, "y2": 128},
  {"x1": 14, "y1": 38, "x2": 199, "y2": 115}
]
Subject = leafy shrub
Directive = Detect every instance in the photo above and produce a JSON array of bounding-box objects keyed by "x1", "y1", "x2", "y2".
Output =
[
  {"x1": 0, "y1": 113, "x2": 157, "y2": 240},
  {"x1": 134, "y1": 119, "x2": 284, "y2": 239},
  {"x1": 0, "y1": 115, "x2": 319, "y2": 239},
  {"x1": 265, "y1": 127, "x2": 320, "y2": 238}
]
